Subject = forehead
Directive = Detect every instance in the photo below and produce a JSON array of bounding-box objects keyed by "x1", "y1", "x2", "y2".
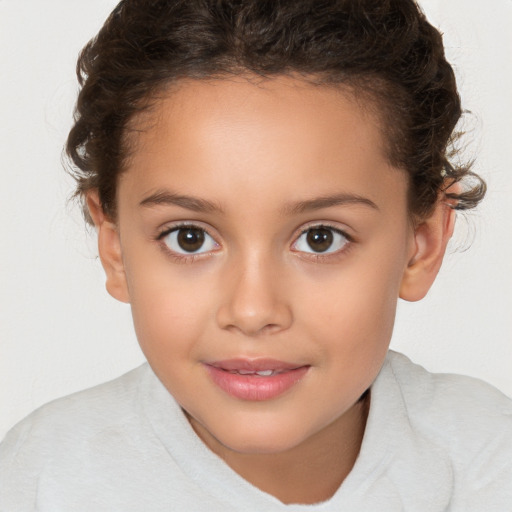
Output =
[
  {"x1": 130, "y1": 75, "x2": 386, "y2": 157},
  {"x1": 119, "y1": 76, "x2": 407, "y2": 216}
]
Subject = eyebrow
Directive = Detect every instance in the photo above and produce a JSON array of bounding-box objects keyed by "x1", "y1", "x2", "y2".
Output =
[
  {"x1": 139, "y1": 190, "x2": 378, "y2": 215},
  {"x1": 282, "y1": 193, "x2": 379, "y2": 214},
  {"x1": 139, "y1": 190, "x2": 223, "y2": 213}
]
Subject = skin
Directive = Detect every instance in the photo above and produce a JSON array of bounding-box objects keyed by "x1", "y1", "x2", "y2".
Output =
[{"x1": 88, "y1": 76, "x2": 455, "y2": 505}]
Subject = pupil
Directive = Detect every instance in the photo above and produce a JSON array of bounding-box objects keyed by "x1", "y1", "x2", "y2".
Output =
[
  {"x1": 177, "y1": 228, "x2": 205, "y2": 252},
  {"x1": 306, "y1": 228, "x2": 333, "y2": 253}
]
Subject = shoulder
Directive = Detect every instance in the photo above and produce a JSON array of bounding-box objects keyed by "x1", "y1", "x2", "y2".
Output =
[
  {"x1": 386, "y1": 350, "x2": 512, "y2": 433},
  {"x1": 385, "y1": 351, "x2": 512, "y2": 508},
  {"x1": 2, "y1": 363, "x2": 150, "y2": 445},
  {"x1": 0, "y1": 364, "x2": 151, "y2": 509}
]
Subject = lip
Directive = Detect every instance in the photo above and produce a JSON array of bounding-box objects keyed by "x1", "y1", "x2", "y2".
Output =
[
  {"x1": 204, "y1": 358, "x2": 310, "y2": 401},
  {"x1": 208, "y1": 358, "x2": 304, "y2": 372}
]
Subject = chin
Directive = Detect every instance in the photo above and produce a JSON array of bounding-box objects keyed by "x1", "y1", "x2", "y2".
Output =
[{"x1": 210, "y1": 420, "x2": 312, "y2": 455}]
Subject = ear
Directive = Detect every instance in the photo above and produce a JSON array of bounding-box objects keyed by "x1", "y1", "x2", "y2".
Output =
[
  {"x1": 399, "y1": 198, "x2": 456, "y2": 302},
  {"x1": 86, "y1": 190, "x2": 130, "y2": 303}
]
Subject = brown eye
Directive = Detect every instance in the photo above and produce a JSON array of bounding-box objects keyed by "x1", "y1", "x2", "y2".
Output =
[
  {"x1": 162, "y1": 226, "x2": 218, "y2": 254},
  {"x1": 293, "y1": 226, "x2": 349, "y2": 255},
  {"x1": 177, "y1": 228, "x2": 205, "y2": 252},
  {"x1": 306, "y1": 228, "x2": 334, "y2": 253}
]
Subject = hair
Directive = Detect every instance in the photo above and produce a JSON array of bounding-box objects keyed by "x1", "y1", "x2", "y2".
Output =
[{"x1": 66, "y1": 0, "x2": 486, "y2": 224}]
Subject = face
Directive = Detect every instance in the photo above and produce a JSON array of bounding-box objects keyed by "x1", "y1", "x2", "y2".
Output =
[{"x1": 110, "y1": 76, "x2": 418, "y2": 454}]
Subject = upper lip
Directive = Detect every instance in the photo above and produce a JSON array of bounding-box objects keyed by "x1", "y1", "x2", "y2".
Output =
[{"x1": 206, "y1": 358, "x2": 306, "y2": 372}]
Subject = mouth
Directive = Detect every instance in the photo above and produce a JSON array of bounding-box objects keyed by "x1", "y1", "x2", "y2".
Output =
[
  {"x1": 204, "y1": 358, "x2": 310, "y2": 401},
  {"x1": 224, "y1": 369, "x2": 286, "y2": 376}
]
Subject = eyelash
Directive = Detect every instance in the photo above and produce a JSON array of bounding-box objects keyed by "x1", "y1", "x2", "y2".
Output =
[
  {"x1": 156, "y1": 223, "x2": 219, "y2": 264},
  {"x1": 155, "y1": 222, "x2": 354, "y2": 263},
  {"x1": 291, "y1": 224, "x2": 354, "y2": 263}
]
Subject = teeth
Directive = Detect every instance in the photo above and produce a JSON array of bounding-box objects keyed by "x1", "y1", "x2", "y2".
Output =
[{"x1": 227, "y1": 369, "x2": 276, "y2": 376}]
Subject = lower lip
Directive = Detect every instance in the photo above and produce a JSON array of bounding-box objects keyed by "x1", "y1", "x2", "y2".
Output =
[{"x1": 205, "y1": 365, "x2": 310, "y2": 401}]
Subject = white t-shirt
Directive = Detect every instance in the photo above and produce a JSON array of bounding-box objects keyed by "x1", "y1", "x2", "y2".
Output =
[{"x1": 1, "y1": 351, "x2": 511, "y2": 511}]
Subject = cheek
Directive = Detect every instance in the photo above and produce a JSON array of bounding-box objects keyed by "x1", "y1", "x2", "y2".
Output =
[
  {"x1": 124, "y1": 254, "x2": 216, "y2": 361},
  {"x1": 309, "y1": 267, "x2": 402, "y2": 403},
  {"x1": 297, "y1": 237, "x2": 407, "y2": 357},
  {"x1": 303, "y1": 254, "x2": 402, "y2": 323}
]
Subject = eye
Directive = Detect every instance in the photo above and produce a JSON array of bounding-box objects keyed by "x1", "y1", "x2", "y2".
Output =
[
  {"x1": 161, "y1": 226, "x2": 218, "y2": 255},
  {"x1": 293, "y1": 226, "x2": 349, "y2": 254}
]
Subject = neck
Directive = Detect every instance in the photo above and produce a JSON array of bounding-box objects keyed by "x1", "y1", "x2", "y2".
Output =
[{"x1": 188, "y1": 392, "x2": 370, "y2": 505}]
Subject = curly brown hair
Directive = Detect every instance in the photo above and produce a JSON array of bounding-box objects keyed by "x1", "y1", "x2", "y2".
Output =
[{"x1": 66, "y1": 0, "x2": 485, "y2": 223}]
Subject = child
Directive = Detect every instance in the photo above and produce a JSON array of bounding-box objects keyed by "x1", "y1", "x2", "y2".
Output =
[{"x1": 1, "y1": 0, "x2": 511, "y2": 510}]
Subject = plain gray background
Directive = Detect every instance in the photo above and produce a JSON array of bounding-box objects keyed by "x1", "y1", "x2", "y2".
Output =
[{"x1": 1, "y1": 0, "x2": 511, "y2": 438}]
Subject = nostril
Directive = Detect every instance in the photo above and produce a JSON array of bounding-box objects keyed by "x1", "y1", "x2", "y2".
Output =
[
  {"x1": 217, "y1": 305, "x2": 293, "y2": 336},
  {"x1": 260, "y1": 323, "x2": 285, "y2": 335}
]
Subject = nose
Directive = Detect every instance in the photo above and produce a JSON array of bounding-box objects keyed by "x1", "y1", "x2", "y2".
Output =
[{"x1": 216, "y1": 252, "x2": 293, "y2": 337}]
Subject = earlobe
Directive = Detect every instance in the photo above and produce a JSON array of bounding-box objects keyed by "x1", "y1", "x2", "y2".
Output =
[
  {"x1": 86, "y1": 191, "x2": 130, "y2": 304},
  {"x1": 399, "y1": 199, "x2": 456, "y2": 302}
]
